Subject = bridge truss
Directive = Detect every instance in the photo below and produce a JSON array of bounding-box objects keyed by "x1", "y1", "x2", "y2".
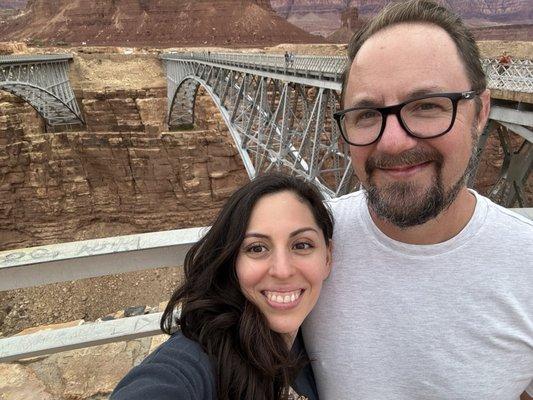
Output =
[
  {"x1": 162, "y1": 52, "x2": 356, "y2": 198},
  {"x1": 0, "y1": 54, "x2": 84, "y2": 126}
]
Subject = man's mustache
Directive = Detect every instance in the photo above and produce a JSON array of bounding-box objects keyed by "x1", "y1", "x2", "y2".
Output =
[{"x1": 365, "y1": 148, "x2": 444, "y2": 175}]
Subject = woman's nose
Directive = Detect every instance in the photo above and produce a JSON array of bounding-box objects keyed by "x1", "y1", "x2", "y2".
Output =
[{"x1": 268, "y1": 249, "x2": 295, "y2": 279}]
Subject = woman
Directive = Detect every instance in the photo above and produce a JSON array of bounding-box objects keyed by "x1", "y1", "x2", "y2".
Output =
[{"x1": 111, "y1": 173, "x2": 333, "y2": 400}]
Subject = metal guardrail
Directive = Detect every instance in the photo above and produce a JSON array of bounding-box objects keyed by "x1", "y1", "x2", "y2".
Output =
[
  {"x1": 163, "y1": 52, "x2": 533, "y2": 94},
  {"x1": 482, "y1": 58, "x2": 533, "y2": 93},
  {"x1": 0, "y1": 313, "x2": 164, "y2": 363},
  {"x1": 0, "y1": 210, "x2": 532, "y2": 363},
  {"x1": 0, "y1": 54, "x2": 73, "y2": 65},
  {"x1": 0, "y1": 227, "x2": 206, "y2": 291},
  {"x1": 162, "y1": 52, "x2": 347, "y2": 82}
]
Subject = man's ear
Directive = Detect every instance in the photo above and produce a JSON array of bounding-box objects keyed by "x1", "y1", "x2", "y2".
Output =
[{"x1": 476, "y1": 89, "x2": 491, "y2": 133}]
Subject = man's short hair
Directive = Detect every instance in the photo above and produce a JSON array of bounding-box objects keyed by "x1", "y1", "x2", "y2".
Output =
[{"x1": 342, "y1": 0, "x2": 486, "y2": 108}]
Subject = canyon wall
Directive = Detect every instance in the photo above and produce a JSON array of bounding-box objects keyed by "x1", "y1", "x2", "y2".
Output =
[
  {"x1": 0, "y1": 52, "x2": 248, "y2": 251},
  {"x1": 0, "y1": 0, "x2": 324, "y2": 46},
  {"x1": 471, "y1": 24, "x2": 533, "y2": 41},
  {"x1": 270, "y1": 0, "x2": 533, "y2": 36}
]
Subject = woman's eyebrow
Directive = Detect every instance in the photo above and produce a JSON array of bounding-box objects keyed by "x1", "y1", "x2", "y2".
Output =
[
  {"x1": 243, "y1": 232, "x2": 269, "y2": 239},
  {"x1": 289, "y1": 227, "x2": 318, "y2": 237},
  {"x1": 243, "y1": 227, "x2": 318, "y2": 239}
]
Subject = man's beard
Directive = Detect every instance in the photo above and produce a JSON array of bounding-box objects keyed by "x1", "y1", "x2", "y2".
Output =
[{"x1": 364, "y1": 128, "x2": 479, "y2": 229}]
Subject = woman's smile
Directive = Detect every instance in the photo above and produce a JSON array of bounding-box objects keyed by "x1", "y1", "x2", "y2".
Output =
[{"x1": 263, "y1": 289, "x2": 305, "y2": 309}]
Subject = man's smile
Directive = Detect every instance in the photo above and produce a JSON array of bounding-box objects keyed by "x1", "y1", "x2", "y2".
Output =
[{"x1": 378, "y1": 161, "x2": 433, "y2": 178}]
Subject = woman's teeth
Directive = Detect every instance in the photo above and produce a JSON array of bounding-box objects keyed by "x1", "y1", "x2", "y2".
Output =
[{"x1": 264, "y1": 289, "x2": 302, "y2": 304}]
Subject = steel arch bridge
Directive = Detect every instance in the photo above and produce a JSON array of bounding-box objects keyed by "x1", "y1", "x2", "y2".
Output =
[
  {"x1": 162, "y1": 52, "x2": 355, "y2": 198},
  {"x1": 162, "y1": 52, "x2": 533, "y2": 205},
  {"x1": 0, "y1": 54, "x2": 84, "y2": 126}
]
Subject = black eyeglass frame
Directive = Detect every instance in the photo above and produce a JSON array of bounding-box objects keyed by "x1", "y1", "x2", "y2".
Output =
[{"x1": 333, "y1": 90, "x2": 479, "y2": 146}]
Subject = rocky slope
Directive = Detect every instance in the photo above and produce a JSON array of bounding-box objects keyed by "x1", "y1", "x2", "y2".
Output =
[
  {"x1": 327, "y1": 5, "x2": 367, "y2": 43},
  {"x1": 270, "y1": 0, "x2": 533, "y2": 36},
  {"x1": 0, "y1": 0, "x2": 324, "y2": 46}
]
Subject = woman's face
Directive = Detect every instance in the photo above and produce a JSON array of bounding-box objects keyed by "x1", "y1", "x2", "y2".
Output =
[{"x1": 236, "y1": 190, "x2": 332, "y2": 339}]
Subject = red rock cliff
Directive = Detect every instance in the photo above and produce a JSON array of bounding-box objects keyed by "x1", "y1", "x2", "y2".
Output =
[
  {"x1": 0, "y1": 0, "x2": 324, "y2": 46},
  {"x1": 271, "y1": 0, "x2": 532, "y2": 36}
]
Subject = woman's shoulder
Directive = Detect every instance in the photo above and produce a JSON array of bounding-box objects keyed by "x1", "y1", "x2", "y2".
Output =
[
  {"x1": 111, "y1": 332, "x2": 216, "y2": 400},
  {"x1": 148, "y1": 331, "x2": 212, "y2": 365}
]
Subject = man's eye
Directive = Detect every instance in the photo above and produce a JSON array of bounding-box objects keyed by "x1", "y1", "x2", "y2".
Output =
[
  {"x1": 350, "y1": 110, "x2": 381, "y2": 127},
  {"x1": 409, "y1": 100, "x2": 451, "y2": 114},
  {"x1": 417, "y1": 102, "x2": 440, "y2": 110},
  {"x1": 360, "y1": 111, "x2": 378, "y2": 119}
]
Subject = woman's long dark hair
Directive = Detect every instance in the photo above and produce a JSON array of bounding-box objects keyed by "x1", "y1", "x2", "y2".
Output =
[{"x1": 161, "y1": 173, "x2": 333, "y2": 400}]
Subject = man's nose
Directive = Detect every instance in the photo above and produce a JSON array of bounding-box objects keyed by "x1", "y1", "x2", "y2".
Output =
[
  {"x1": 268, "y1": 249, "x2": 295, "y2": 279},
  {"x1": 375, "y1": 113, "x2": 418, "y2": 154}
]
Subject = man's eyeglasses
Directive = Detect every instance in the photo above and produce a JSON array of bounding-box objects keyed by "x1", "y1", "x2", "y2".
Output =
[{"x1": 333, "y1": 91, "x2": 478, "y2": 146}]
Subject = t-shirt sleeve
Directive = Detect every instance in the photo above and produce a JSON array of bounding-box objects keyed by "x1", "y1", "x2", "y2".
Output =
[
  {"x1": 110, "y1": 337, "x2": 215, "y2": 400},
  {"x1": 526, "y1": 379, "x2": 533, "y2": 396}
]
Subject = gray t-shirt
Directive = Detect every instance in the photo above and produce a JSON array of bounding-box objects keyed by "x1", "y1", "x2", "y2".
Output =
[{"x1": 304, "y1": 190, "x2": 533, "y2": 399}]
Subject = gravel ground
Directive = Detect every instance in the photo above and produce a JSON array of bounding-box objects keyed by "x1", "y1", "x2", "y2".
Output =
[{"x1": 0, "y1": 266, "x2": 184, "y2": 337}]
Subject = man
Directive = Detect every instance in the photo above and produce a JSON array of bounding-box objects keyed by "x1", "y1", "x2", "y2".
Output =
[{"x1": 303, "y1": 1, "x2": 533, "y2": 399}]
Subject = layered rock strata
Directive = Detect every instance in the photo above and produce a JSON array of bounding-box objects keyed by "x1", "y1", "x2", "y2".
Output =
[
  {"x1": 471, "y1": 24, "x2": 533, "y2": 41},
  {"x1": 0, "y1": 0, "x2": 324, "y2": 46},
  {"x1": 0, "y1": 85, "x2": 248, "y2": 251},
  {"x1": 271, "y1": 0, "x2": 533, "y2": 36},
  {"x1": 327, "y1": 6, "x2": 367, "y2": 43}
]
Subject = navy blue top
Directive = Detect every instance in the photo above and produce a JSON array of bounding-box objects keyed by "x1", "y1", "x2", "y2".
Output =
[{"x1": 111, "y1": 331, "x2": 319, "y2": 400}]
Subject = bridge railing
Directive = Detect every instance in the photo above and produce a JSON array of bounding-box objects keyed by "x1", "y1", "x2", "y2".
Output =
[
  {"x1": 481, "y1": 58, "x2": 533, "y2": 93},
  {"x1": 0, "y1": 228, "x2": 203, "y2": 362},
  {"x1": 164, "y1": 52, "x2": 533, "y2": 93},
  {"x1": 163, "y1": 52, "x2": 348, "y2": 80},
  {"x1": 0, "y1": 54, "x2": 74, "y2": 65},
  {"x1": 1, "y1": 208, "x2": 532, "y2": 362}
]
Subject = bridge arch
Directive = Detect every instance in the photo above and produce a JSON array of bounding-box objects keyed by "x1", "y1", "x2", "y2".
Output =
[
  {"x1": 0, "y1": 55, "x2": 84, "y2": 126},
  {"x1": 169, "y1": 74, "x2": 258, "y2": 179},
  {"x1": 163, "y1": 55, "x2": 356, "y2": 198},
  {"x1": 0, "y1": 82, "x2": 84, "y2": 126}
]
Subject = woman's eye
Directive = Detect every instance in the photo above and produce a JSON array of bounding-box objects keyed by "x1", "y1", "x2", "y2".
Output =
[
  {"x1": 293, "y1": 242, "x2": 313, "y2": 250},
  {"x1": 246, "y1": 244, "x2": 267, "y2": 254}
]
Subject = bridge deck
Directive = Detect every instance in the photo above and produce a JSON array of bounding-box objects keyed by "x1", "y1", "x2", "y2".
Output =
[{"x1": 0, "y1": 54, "x2": 74, "y2": 64}]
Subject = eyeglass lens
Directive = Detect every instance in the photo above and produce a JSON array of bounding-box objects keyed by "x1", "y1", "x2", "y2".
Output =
[{"x1": 341, "y1": 96, "x2": 454, "y2": 145}]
